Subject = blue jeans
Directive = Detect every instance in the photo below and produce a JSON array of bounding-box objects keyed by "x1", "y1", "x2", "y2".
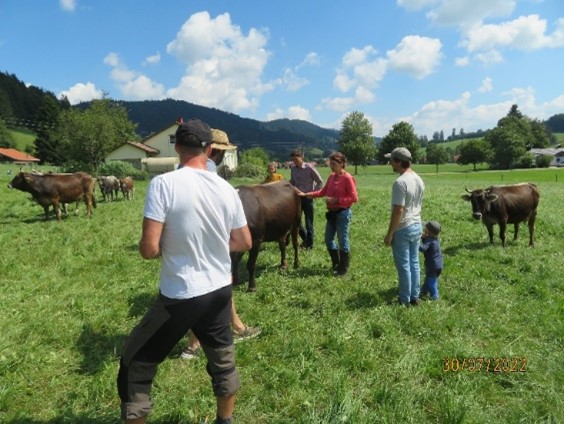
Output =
[
  {"x1": 421, "y1": 269, "x2": 441, "y2": 300},
  {"x1": 324, "y1": 208, "x2": 352, "y2": 252},
  {"x1": 299, "y1": 197, "x2": 315, "y2": 247},
  {"x1": 392, "y1": 223, "x2": 422, "y2": 304}
]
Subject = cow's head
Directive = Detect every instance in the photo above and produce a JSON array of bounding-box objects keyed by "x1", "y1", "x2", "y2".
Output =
[
  {"x1": 461, "y1": 188, "x2": 499, "y2": 220},
  {"x1": 7, "y1": 172, "x2": 34, "y2": 191}
]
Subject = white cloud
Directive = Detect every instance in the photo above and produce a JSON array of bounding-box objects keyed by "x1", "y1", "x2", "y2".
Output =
[
  {"x1": 478, "y1": 77, "x2": 493, "y2": 93},
  {"x1": 165, "y1": 11, "x2": 274, "y2": 112},
  {"x1": 143, "y1": 53, "x2": 161, "y2": 65},
  {"x1": 120, "y1": 76, "x2": 165, "y2": 100},
  {"x1": 279, "y1": 52, "x2": 322, "y2": 92},
  {"x1": 59, "y1": 82, "x2": 103, "y2": 105},
  {"x1": 266, "y1": 106, "x2": 312, "y2": 121},
  {"x1": 320, "y1": 96, "x2": 357, "y2": 112},
  {"x1": 103, "y1": 52, "x2": 165, "y2": 100},
  {"x1": 281, "y1": 68, "x2": 308, "y2": 92},
  {"x1": 333, "y1": 46, "x2": 386, "y2": 94},
  {"x1": 462, "y1": 15, "x2": 564, "y2": 53},
  {"x1": 386, "y1": 35, "x2": 443, "y2": 79},
  {"x1": 425, "y1": 0, "x2": 515, "y2": 26},
  {"x1": 454, "y1": 56, "x2": 470, "y2": 66},
  {"x1": 60, "y1": 0, "x2": 76, "y2": 12},
  {"x1": 474, "y1": 49, "x2": 503, "y2": 65},
  {"x1": 389, "y1": 88, "x2": 564, "y2": 139},
  {"x1": 396, "y1": 0, "x2": 440, "y2": 13},
  {"x1": 297, "y1": 52, "x2": 321, "y2": 68}
]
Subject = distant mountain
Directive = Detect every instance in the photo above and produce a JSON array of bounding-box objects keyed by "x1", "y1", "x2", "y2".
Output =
[{"x1": 120, "y1": 99, "x2": 340, "y2": 160}]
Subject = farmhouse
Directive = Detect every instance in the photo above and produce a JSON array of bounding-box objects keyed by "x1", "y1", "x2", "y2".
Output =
[
  {"x1": 105, "y1": 121, "x2": 238, "y2": 173},
  {"x1": 529, "y1": 147, "x2": 564, "y2": 167},
  {"x1": 0, "y1": 147, "x2": 40, "y2": 165}
]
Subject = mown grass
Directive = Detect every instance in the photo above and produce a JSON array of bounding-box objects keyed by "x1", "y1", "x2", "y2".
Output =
[{"x1": 0, "y1": 164, "x2": 563, "y2": 423}]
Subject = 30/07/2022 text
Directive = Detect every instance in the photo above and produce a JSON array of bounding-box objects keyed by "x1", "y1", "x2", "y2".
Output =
[{"x1": 443, "y1": 357, "x2": 527, "y2": 372}]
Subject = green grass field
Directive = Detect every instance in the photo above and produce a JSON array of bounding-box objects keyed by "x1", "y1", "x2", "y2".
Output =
[{"x1": 1, "y1": 165, "x2": 563, "y2": 423}]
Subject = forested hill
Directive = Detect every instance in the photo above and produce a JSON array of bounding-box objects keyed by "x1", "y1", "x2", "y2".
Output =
[
  {"x1": 0, "y1": 71, "x2": 339, "y2": 158},
  {"x1": 119, "y1": 99, "x2": 340, "y2": 158}
]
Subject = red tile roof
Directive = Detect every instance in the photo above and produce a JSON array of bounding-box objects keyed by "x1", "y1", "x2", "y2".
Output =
[{"x1": 0, "y1": 148, "x2": 40, "y2": 162}]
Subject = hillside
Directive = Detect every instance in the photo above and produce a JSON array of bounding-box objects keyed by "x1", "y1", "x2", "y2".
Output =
[{"x1": 116, "y1": 99, "x2": 340, "y2": 159}]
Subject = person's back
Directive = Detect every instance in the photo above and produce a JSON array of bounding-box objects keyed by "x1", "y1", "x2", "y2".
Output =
[
  {"x1": 145, "y1": 166, "x2": 242, "y2": 298},
  {"x1": 392, "y1": 171, "x2": 424, "y2": 230}
]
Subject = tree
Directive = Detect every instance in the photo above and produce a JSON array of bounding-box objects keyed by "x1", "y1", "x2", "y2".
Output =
[
  {"x1": 34, "y1": 95, "x2": 64, "y2": 164},
  {"x1": 546, "y1": 113, "x2": 564, "y2": 133},
  {"x1": 235, "y1": 147, "x2": 269, "y2": 178},
  {"x1": 486, "y1": 123, "x2": 527, "y2": 169},
  {"x1": 486, "y1": 105, "x2": 532, "y2": 169},
  {"x1": 425, "y1": 144, "x2": 450, "y2": 172},
  {"x1": 529, "y1": 119, "x2": 552, "y2": 148},
  {"x1": 458, "y1": 139, "x2": 491, "y2": 171},
  {"x1": 378, "y1": 121, "x2": 420, "y2": 163},
  {"x1": 338, "y1": 111, "x2": 376, "y2": 174},
  {"x1": 0, "y1": 117, "x2": 14, "y2": 148},
  {"x1": 53, "y1": 99, "x2": 137, "y2": 169}
]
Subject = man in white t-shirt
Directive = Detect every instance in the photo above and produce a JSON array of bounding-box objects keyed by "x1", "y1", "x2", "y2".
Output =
[
  {"x1": 384, "y1": 147, "x2": 425, "y2": 307},
  {"x1": 117, "y1": 119, "x2": 252, "y2": 424}
]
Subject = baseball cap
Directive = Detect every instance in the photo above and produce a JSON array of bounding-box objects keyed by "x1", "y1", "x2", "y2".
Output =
[
  {"x1": 425, "y1": 221, "x2": 441, "y2": 235},
  {"x1": 384, "y1": 147, "x2": 412, "y2": 162},
  {"x1": 175, "y1": 119, "x2": 213, "y2": 147}
]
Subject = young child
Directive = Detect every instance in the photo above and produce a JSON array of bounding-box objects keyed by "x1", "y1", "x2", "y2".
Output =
[
  {"x1": 263, "y1": 162, "x2": 284, "y2": 183},
  {"x1": 419, "y1": 221, "x2": 444, "y2": 300}
]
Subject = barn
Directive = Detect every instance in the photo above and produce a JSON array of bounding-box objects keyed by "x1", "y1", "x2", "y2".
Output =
[
  {"x1": 105, "y1": 121, "x2": 238, "y2": 173},
  {"x1": 530, "y1": 147, "x2": 564, "y2": 167},
  {"x1": 0, "y1": 147, "x2": 40, "y2": 166}
]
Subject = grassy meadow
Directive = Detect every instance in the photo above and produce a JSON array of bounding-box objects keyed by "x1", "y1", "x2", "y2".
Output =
[{"x1": 0, "y1": 163, "x2": 563, "y2": 423}]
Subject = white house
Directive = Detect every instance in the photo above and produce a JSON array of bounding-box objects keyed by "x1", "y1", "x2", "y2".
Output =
[
  {"x1": 105, "y1": 122, "x2": 238, "y2": 173},
  {"x1": 529, "y1": 147, "x2": 564, "y2": 167}
]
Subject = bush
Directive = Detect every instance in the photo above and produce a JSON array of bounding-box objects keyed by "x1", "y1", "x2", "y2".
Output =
[
  {"x1": 59, "y1": 161, "x2": 97, "y2": 175},
  {"x1": 535, "y1": 154, "x2": 553, "y2": 168},
  {"x1": 216, "y1": 164, "x2": 234, "y2": 180},
  {"x1": 516, "y1": 152, "x2": 535, "y2": 169},
  {"x1": 98, "y1": 161, "x2": 149, "y2": 180},
  {"x1": 233, "y1": 162, "x2": 264, "y2": 178}
]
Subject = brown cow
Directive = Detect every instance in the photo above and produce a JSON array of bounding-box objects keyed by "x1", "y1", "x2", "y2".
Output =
[
  {"x1": 461, "y1": 183, "x2": 540, "y2": 246},
  {"x1": 231, "y1": 181, "x2": 301, "y2": 291},
  {"x1": 119, "y1": 176, "x2": 134, "y2": 200},
  {"x1": 8, "y1": 171, "x2": 97, "y2": 220}
]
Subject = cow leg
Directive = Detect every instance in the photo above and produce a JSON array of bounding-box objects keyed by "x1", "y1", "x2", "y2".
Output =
[
  {"x1": 291, "y1": 224, "x2": 300, "y2": 269},
  {"x1": 246, "y1": 245, "x2": 260, "y2": 292},
  {"x1": 513, "y1": 223, "x2": 519, "y2": 241},
  {"x1": 230, "y1": 252, "x2": 244, "y2": 286},
  {"x1": 84, "y1": 194, "x2": 93, "y2": 217},
  {"x1": 499, "y1": 221, "x2": 507, "y2": 247},
  {"x1": 278, "y1": 237, "x2": 288, "y2": 270},
  {"x1": 43, "y1": 205, "x2": 50, "y2": 220},
  {"x1": 53, "y1": 200, "x2": 62, "y2": 220},
  {"x1": 486, "y1": 224, "x2": 495, "y2": 244},
  {"x1": 528, "y1": 210, "x2": 537, "y2": 247}
]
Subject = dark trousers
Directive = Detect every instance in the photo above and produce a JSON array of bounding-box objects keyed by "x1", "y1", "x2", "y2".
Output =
[
  {"x1": 117, "y1": 285, "x2": 234, "y2": 420},
  {"x1": 299, "y1": 197, "x2": 315, "y2": 247}
]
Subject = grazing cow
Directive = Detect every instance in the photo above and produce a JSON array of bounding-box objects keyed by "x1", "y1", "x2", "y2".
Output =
[
  {"x1": 461, "y1": 183, "x2": 540, "y2": 246},
  {"x1": 119, "y1": 176, "x2": 134, "y2": 200},
  {"x1": 8, "y1": 171, "x2": 97, "y2": 220},
  {"x1": 97, "y1": 175, "x2": 120, "y2": 201},
  {"x1": 231, "y1": 181, "x2": 301, "y2": 291}
]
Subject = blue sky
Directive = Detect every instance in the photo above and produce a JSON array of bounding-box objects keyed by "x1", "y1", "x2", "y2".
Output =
[{"x1": 1, "y1": 0, "x2": 562, "y2": 138}]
